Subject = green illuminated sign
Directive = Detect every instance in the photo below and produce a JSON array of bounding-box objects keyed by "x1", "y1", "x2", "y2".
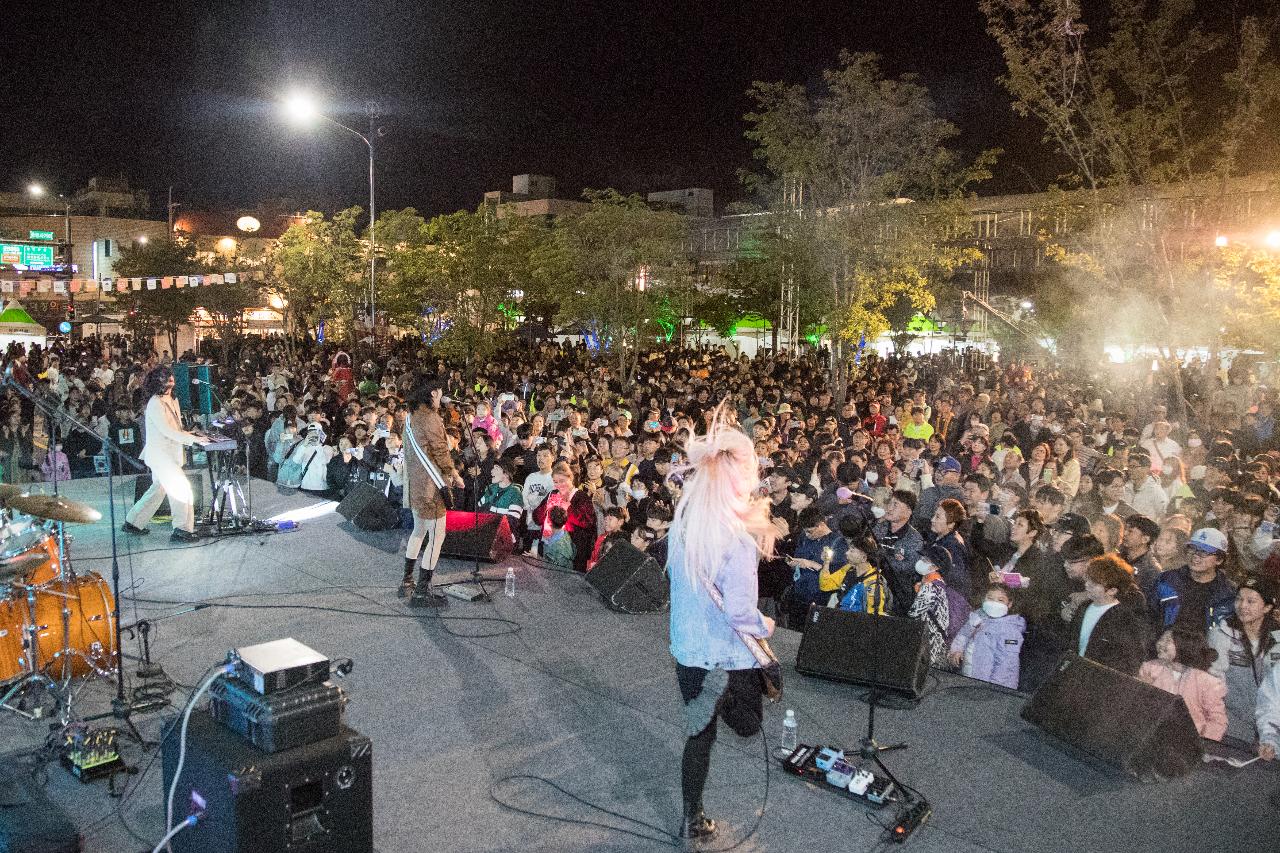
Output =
[
  {"x1": 28, "y1": 230, "x2": 55, "y2": 241},
  {"x1": 1, "y1": 244, "x2": 57, "y2": 268}
]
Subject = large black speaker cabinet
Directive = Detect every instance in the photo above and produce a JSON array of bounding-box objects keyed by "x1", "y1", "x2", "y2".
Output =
[
  {"x1": 161, "y1": 712, "x2": 373, "y2": 852},
  {"x1": 795, "y1": 607, "x2": 931, "y2": 700},
  {"x1": 1022, "y1": 655, "x2": 1203, "y2": 780},
  {"x1": 337, "y1": 482, "x2": 398, "y2": 531},
  {"x1": 585, "y1": 541, "x2": 668, "y2": 614}
]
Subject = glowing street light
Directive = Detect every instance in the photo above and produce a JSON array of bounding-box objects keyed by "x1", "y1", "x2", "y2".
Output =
[
  {"x1": 1214, "y1": 235, "x2": 1229, "y2": 248},
  {"x1": 136, "y1": 235, "x2": 149, "y2": 245},
  {"x1": 27, "y1": 183, "x2": 44, "y2": 197},
  {"x1": 1266, "y1": 230, "x2": 1280, "y2": 249},
  {"x1": 280, "y1": 89, "x2": 380, "y2": 335},
  {"x1": 1019, "y1": 299, "x2": 1034, "y2": 310},
  {"x1": 283, "y1": 91, "x2": 320, "y2": 125}
]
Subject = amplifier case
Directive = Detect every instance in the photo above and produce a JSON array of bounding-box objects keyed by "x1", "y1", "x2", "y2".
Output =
[{"x1": 209, "y1": 676, "x2": 346, "y2": 754}]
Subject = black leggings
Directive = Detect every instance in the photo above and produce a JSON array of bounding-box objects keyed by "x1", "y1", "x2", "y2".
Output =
[{"x1": 676, "y1": 664, "x2": 763, "y2": 818}]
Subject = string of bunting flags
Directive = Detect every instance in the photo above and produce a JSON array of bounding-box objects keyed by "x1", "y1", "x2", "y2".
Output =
[{"x1": 0, "y1": 270, "x2": 266, "y2": 296}]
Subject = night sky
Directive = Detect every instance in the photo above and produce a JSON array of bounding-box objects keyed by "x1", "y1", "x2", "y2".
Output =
[{"x1": 2, "y1": 1, "x2": 1269, "y2": 218}]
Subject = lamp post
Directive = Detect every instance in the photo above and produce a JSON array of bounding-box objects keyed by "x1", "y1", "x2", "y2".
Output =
[{"x1": 283, "y1": 92, "x2": 381, "y2": 338}]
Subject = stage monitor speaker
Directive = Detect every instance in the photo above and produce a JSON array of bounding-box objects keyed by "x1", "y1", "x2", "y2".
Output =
[
  {"x1": 585, "y1": 542, "x2": 668, "y2": 614},
  {"x1": 337, "y1": 483, "x2": 399, "y2": 531},
  {"x1": 795, "y1": 607, "x2": 931, "y2": 701},
  {"x1": 0, "y1": 762, "x2": 80, "y2": 852},
  {"x1": 161, "y1": 712, "x2": 373, "y2": 853},
  {"x1": 441, "y1": 510, "x2": 514, "y2": 562},
  {"x1": 1022, "y1": 655, "x2": 1203, "y2": 780}
]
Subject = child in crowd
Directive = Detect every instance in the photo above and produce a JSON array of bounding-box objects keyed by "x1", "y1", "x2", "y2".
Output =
[
  {"x1": 542, "y1": 506, "x2": 575, "y2": 569},
  {"x1": 909, "y1": 544, "x2": 952, "y2": 666},
  {"x1": 948, "y1": 584, "x2": 1025, "y2": 689},
  {"x1": 41, "y1": 441, "x2": 72, "y2": 483},
  {"x1": 1139, "y1": 628, "x2": 1228, "y2": 741},
  {"x1": 588, "y1": 506, "x2": 628, "y2": 570}
]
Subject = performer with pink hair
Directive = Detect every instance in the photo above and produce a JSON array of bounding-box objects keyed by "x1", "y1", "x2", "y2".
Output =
[{"x1": 667, "y1": 408, "x2": 776, "y2": 846}]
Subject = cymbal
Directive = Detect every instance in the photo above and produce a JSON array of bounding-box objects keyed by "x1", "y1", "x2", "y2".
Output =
[{"x1": 5, "y1": 495, "x2": 102, "y2": 524}]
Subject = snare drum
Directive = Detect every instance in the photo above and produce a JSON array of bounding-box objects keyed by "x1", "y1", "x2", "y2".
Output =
[{"x1": 0, "y1": 528, "x2": 59, "y2": 586}]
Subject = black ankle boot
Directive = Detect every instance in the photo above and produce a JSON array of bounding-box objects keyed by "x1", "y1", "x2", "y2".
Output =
[
  {"x1": 399, "y1": 558, "x2": 416, "y2": 598},
  {"x1": 679, "y1": 811, "x2": 716, "y2": 847},
  {"x1": 408, "y1": 568, "x2": 448, "y2": 608}
]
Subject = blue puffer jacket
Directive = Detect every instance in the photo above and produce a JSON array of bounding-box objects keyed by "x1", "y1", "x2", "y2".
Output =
[{"x1": 1150, "y1": 566, "x2": 1237, "y2": 630}]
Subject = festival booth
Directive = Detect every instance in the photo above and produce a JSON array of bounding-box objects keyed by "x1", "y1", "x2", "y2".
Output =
[{"x1": 0, "y1": 301, "x2": 47, "y2": 351}]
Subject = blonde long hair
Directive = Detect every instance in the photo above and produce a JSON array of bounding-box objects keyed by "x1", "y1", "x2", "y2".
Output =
[{"x1": 672, "y1": 404, "x2": 775, "y2": 589}]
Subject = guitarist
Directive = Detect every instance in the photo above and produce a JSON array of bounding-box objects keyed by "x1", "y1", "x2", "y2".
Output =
[
  {"x1": 401, "y1": 381, "x2": 465, "y2": 606},
  {"x1": 668, "y1": 406, "x2": 777, "y2": 847}
]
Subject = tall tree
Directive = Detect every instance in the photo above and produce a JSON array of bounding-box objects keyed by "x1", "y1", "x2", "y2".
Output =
[
  {"x1": 981, "y1": 0, "x2": 1280, "y2": 411},
  {"x1": 744, "y1": 51, "x2": 993, "y2": 401},
  {"x1": 266, "y1": 208, "x2": 367, "y2": 347},
  {"x1": 111, "y1": 239, "x2": 205, "y2": 358},
  {"x1": 531, "y1": 190, "x2": 693, "y2": 386}
]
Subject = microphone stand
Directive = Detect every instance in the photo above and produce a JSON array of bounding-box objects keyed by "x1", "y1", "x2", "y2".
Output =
[{"x1": 2, "y1": 377, "x2": 148, "y2": 741}]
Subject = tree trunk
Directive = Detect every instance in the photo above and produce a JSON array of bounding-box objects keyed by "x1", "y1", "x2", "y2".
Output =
[{"x1": 830, "y1": 336, "x2": 849, "y2": 407}]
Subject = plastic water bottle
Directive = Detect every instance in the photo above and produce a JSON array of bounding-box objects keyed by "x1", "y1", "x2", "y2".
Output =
[
  {"x1": 505, "y1": 566, "x2": 516, "y2": 598},
  {"x1": 781, "y1": 709, "x2": 798, "y2": 752},
  {"x1": 275, "y1": 520, "x2": 298, "y2": 531}
]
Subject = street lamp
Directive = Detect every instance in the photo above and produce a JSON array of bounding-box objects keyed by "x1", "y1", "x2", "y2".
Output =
[
  {"x1": 282, "y1": 90, "x2": 380, "y2": 337},
  {"x1": 1266, "y1": 230, "x2": 1280, "y2": 249}
]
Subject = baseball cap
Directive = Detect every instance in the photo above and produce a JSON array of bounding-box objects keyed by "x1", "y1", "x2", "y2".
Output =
[
  {"x1": 1239, "y1": 575, "x2": 1279, "y2": 607},
  {"x1": 936, "y1": 456, "x2": 962, "y2": 473},
  {"x1": 1187, "y1": 527, "x2": 1228, "y2": 555}
]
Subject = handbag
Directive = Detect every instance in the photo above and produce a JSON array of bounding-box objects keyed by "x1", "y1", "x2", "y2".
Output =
[{"x1": 701, "y1": 578, "x2": 783, "y2": 702}]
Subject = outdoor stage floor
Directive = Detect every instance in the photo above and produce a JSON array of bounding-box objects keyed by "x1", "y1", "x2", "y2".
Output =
[{"x1": 0, "y1": 475, "x2": 1275, "y2": 852}]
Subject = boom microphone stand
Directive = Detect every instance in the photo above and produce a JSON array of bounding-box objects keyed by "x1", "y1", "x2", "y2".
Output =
[{"x1": 3, "y1": 377, "x2": 147, "y2": 738}]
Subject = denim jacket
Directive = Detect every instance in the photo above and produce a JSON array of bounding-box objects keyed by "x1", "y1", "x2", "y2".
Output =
[{"x1": 669, "y1": 531, "x2": 769, "y2": 670}]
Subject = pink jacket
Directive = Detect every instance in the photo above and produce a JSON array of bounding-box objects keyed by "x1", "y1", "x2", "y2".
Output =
[{"x1": 1138, "y1": 660, "x2": 1228, "y2": 741}]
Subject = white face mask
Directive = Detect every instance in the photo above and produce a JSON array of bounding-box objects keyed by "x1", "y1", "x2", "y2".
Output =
[
  {"x1": 1188, "y1": 438, "x2": 1202, "y2": 448},
  {"x1": 981, "y1": 599, "x2": 1010, "y2": 619},
  {"x1": 871, "y1": 505, "x2": 886, "y2": 519},
  {"x1": 914, "y1": 559, "x2": 934, "y2": 576},
  {"x1": 632, "y1": 487, "x2": 647, "y2": 500},
  {"x1": 865, "y1": 471, "x2": 879, "y2": 484}
]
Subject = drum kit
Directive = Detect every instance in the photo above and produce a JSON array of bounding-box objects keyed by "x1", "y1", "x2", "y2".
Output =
[{"x1": 0, "y1": 483, "x2": 116, "y2": 722}]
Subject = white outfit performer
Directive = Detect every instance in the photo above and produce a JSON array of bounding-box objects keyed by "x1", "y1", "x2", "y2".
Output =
[{"x1": 125, "y1": 368, "x2": 200, "y2": 534}]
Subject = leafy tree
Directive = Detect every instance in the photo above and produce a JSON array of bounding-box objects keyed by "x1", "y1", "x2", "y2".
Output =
[
  {"x1": 980, "y1": 0, "x2": 1280, "y2": 413},
  {"x1": 266, "y1": 208, "x2": 367, "y2": 347},
  {"x1": 531, "y1": 190, "x2": 693, "y2": 385},
  {"x1": 111, "y1": 239, "x2": 205, "y2": 358},
  {"x1": 743, "y1": 51, "x2": 993, "y2": 401}
]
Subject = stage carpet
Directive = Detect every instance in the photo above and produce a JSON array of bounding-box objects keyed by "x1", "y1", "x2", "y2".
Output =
[{"x1": 0, "y1": 476, "x2": 1274, "y2": 852}]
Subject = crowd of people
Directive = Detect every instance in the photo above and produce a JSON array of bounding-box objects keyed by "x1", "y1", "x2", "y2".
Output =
[{"x1": 3, "y1": 331, "x2": 1280, "y2": 761}]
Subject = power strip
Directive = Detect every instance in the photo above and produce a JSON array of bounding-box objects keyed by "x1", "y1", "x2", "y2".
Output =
[{"x1": 889, "y1": 799, "x2": 931, "y2": 843}]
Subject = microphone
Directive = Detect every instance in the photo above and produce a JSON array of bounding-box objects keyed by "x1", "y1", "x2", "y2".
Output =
[{"x1": 191, "y1": 377, "x2": 209, "y2": 385}]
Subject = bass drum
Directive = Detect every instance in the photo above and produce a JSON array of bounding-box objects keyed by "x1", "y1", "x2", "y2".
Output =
[
  {"x1": 0, "y1": 595, "x2": 27, "y2": 683},
  {"x1": 27, "y1": 574, "x2": 117, "y2": 681}
]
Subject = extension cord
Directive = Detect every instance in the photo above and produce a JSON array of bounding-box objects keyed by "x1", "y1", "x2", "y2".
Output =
[{"x1": 889, "y1": 800, "x2": 931, "y2": 843}]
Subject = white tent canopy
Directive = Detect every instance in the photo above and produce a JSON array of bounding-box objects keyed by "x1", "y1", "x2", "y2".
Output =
[{"x1": 0, "y1": 300, "x2": 47, "y2": 351}]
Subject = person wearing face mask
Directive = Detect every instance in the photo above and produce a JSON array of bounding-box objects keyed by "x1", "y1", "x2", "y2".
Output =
[
  {"x1": 947, "y1": 584, "x2": 1025, "y2": 689},
  {"x1": 908, "y1": 545, "x2": 952, "y2": 666}
]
